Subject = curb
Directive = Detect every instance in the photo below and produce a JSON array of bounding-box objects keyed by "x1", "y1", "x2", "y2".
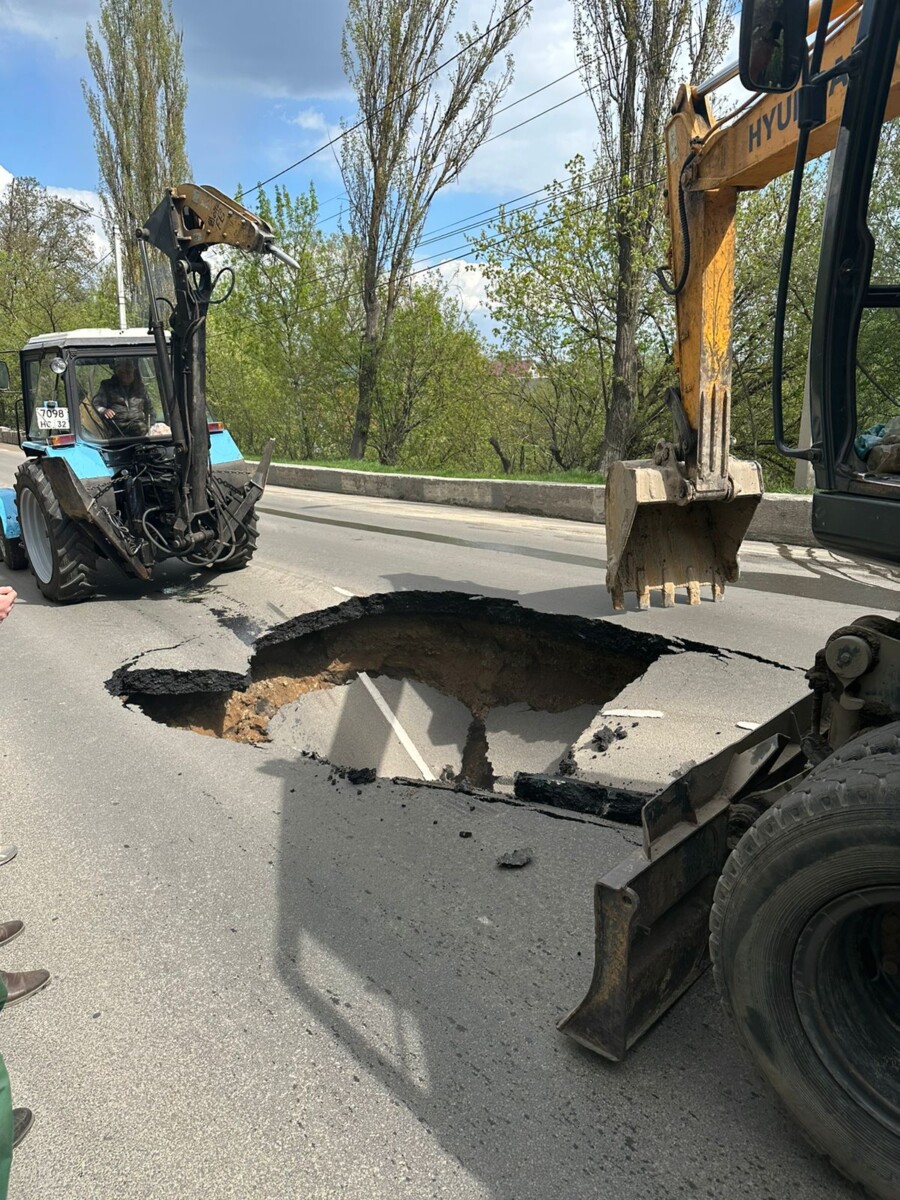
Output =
[{"x1": 258, "y1": 460, "x2": 816, "y2": 548}]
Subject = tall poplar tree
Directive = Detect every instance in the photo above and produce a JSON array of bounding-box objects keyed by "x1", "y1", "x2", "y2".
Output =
[
  {"x1": 341, "y1": 0, "x2": 531, "y2": 459},
  {"x1": 83, "y1": 0, "x2": 190, "y2": 296}
]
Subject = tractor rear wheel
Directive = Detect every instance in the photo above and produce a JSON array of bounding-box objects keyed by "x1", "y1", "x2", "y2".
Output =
[
  {"x1": 711, "y1": 748, "x2": 900, "y2": 1199},
  {"x1": 15, "y1": 461, "x2": 98, "y2": 603}
]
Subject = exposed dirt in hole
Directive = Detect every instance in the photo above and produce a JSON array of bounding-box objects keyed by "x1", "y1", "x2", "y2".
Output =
[{"x1": 109, "y1": 591, "x2": 683, "y2": 785}]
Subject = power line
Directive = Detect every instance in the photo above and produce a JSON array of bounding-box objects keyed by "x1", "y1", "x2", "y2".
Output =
[
  {"x1": 311, "y1": 59, "x2": 588, "y2": 228},
  {"x1": 246, "y1": 0, "x2": 534, "y2": 198},
  {"x1": 309, "y1": 22, "x2": 701, "y2": 243},
  {"x1": 266, "y1": 171, "x2": 664, "y2": 324}
]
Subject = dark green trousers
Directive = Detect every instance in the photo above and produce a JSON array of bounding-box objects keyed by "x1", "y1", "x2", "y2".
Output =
[
  {"x1": 0, "y1": 975, "x2": 13, "y2": 1197},
  {"x1": 0, "y1": 1052, "x2": 13, "y2": 1199}
]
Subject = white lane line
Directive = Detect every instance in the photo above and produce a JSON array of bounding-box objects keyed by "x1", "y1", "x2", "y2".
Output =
[
  {"x1": 602, "y1": 708, "x2": 665, "y2": 719},
  {"x1": 332, "y1": 586, "x2": 355, "y2": 597},
  {"x1": 358, "y1": 671, "x2": 436, "y2": 781}
]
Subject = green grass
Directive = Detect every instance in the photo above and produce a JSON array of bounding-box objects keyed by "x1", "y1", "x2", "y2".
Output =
[{"x1": 285, "y1": 458, "x2": 605, "y2": 485}]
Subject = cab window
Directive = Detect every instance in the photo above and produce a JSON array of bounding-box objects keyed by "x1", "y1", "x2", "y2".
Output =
[
  {"x1": 74, "y1": 354, "x2": 169, "y2": 444},
  {"x1": 25, "y1": 353, "x2": 69, "y2": 440}
]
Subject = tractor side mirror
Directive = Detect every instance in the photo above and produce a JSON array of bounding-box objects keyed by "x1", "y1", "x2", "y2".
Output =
[
  {"x1": 740, "y1": 0, "x2": 809, "y2": 93},
  {"x1": 0, "y1": 363, "x2": 9, "y2": 391}
]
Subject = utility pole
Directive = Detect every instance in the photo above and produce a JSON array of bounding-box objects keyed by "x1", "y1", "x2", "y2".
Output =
[{"x1": 112, "y1": 226, "x2": 127, "y2": 331}]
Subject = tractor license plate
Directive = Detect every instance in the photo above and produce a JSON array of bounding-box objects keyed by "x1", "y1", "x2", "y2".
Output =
[{"x1": 36, "y1": 407, "x2": 69, "y2": 431}]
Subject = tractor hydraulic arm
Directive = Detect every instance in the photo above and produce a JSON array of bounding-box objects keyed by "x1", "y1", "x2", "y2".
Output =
[{"x1": 136, "y1": 185, "x2": 299, "y2": 528}]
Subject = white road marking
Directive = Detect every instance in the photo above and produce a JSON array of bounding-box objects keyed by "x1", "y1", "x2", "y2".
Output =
[
  {"x1": 358, "y1": 671, "x2": 436, "y2": 781},
  {"x1": 332, "y1": 586, "x2": 355, "y2": 597},
  {"x1": 601, "y1": 708, "x2": 664, "y2": 719},
  {"x1": 736, "y1": 721, "x2": 761, "y2": 731}
]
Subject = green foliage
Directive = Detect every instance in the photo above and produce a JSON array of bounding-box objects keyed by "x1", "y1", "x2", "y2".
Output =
[{"x1": 0, "y1": 177, "x2": 117, "y2": 421}]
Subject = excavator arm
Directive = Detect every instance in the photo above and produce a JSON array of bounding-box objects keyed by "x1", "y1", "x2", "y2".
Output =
[
  {"x1": 606, "y1": 0, "x2": 889, "y2": 609},
  {"x1": 137, "y1": 185, "x2": 299, "y2": 530}
]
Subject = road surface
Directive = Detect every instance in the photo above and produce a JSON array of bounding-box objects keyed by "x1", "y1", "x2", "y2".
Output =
[{"x1": 0, "y1": 442, "x2": 895, "y2": 1199}]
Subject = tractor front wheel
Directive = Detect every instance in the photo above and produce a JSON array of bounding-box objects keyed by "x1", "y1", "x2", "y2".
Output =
[{"x1": 15, "y1": 461, "x2": 98, "y2": 603}]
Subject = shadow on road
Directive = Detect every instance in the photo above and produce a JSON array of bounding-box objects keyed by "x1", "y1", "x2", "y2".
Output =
[{"x1": 262, "y1": 746, "x2": 841, "y2": 1199}]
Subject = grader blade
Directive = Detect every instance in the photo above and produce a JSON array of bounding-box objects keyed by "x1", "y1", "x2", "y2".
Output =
[{"x1": 605, "y1": 457, "x2": 762, "y2": 610}]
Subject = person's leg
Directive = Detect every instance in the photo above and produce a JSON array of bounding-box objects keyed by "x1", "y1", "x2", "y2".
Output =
[{"x1": 0, "y1": 1054, "x2": 14, "y2": 1199}]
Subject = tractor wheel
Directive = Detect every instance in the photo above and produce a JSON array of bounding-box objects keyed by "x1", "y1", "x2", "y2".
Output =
[
  {"x1": 710, "y1": 749, "x2": 900, "y2": 1199},
  {"x1": 0, "y1": 527, "x2": 25, "y2": 572},
  {"x1": 15, "y1": 462, "x2": 98, "y2": 603}
]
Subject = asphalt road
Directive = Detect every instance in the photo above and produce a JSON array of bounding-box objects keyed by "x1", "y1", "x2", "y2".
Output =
[{"x1": 0, "y1": 442, "x2": 896, "y2": 1200}]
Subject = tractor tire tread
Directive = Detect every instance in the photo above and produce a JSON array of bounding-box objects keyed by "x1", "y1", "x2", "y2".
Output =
[{"x1": 15, "y1": 462, "x2": 98, "y2": 603}]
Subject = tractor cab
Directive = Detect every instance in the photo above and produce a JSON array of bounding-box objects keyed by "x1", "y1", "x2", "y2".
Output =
[{"x1": 19, "y1": 329, "x2": 173, "y2": 452}]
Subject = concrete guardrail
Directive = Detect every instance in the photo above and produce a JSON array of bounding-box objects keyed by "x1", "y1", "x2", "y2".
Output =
[{"x1": 0, "y1": 430, "x2": 815, "y2": 547}]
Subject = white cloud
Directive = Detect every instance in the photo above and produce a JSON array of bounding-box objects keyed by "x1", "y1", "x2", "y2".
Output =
[
  {"x1": 432, "y1": 259, "x2": 490, "y2": 315},
  {"x1": 0, "y1": 0, "x2": 96, "y2": 50}
]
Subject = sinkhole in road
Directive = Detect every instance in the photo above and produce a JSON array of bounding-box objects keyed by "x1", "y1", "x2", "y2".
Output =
[{"x1": 109, "y1": 591, "x2": 674, "y2": 789}]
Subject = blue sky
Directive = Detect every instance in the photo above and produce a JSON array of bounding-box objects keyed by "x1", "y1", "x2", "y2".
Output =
[{"x1": 0, "y1": 0, "x2": 604, "y2": 327}]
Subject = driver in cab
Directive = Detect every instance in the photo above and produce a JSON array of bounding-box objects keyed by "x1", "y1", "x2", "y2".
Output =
[{"x1": 92, "y1": 358, "x2": 151, "y2": 437}]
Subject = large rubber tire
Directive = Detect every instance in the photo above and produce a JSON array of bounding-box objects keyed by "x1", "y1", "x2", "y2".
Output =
[
  {"x1": 711, "y1": 751, "x2": 900, "y2": 1199},
  {"x1": 15, "y1": 462, "x2": 98, "y2": 603}
]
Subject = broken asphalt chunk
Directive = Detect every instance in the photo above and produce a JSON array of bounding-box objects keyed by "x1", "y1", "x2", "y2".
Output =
[
  {"x1": 347, "y1": 767, "x2": 376, "y2": 785},
  {"x1": 513, "y1": 773, "x2": 649, "y2": 825},
  {"x1": 496, "y1": 849, "x2": 532, "y2": 869}
]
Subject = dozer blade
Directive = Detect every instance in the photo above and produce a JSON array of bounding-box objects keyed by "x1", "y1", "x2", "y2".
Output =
[
  {"x1": 605, "y1": 458, "x2": 762, "y2": 610},
  {"x1": 558, "y1": 696, "x2": 813, "y2": 1061}
]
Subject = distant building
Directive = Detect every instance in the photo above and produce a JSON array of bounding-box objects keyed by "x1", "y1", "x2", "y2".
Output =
[{"x1": 489, "y1": 358, "x2": 541, "y2": 379}]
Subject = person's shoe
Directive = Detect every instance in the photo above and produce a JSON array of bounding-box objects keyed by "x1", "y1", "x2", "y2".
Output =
[
  {"x1": 0, "y1": 922, "x2": 23, "y2": 949},
  {"x1": 0, "y1": 969, "x2": 50, "y2": 1007},
  {"x1": 12, "y1": 1108, "x2": 33, "y2": 1149},
  {"x1": 0, "y1": 846, "x2": 17, "y2": 868}
]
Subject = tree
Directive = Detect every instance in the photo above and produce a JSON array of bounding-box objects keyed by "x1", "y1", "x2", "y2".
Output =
[
  {"x1": 83, "y1": 0, "x2": 190, "y2": 297},
  {"x1": 372, "y1": 277, "x2": 492, "y2": 467},
  {"x1": 207, "y1": 185, "x2": 362, "y2": 461},
  {"x1": 0, "y1": 177, "x2": 112, "y2": 422},
  {"x1": 0, "y1": 178, "x2": 101, "y2": 340},
  {"x1": 340, "y1": 0, "x2": 532, "y2": 459},
  {"x1": 572, "y1": 0, "x2": 731, "y2": 466}
]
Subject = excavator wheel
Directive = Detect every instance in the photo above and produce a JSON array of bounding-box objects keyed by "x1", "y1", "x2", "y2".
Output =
[
  {"x1": 15, "y1": 461, "x2": 98, "y2": 603},
  {"x1": 710, "y1": 745, "x2": 900, "y2": 1200}
]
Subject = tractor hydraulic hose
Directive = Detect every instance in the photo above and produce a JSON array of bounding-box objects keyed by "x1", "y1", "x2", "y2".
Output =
[{"x1": 772, "y1": 0, "x2": 834, "y2": 459}]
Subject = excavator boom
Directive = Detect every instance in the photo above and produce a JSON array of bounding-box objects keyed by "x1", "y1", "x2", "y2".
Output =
[{"x1": 606, "y1": 0, "x2": 897, "y2": 609}]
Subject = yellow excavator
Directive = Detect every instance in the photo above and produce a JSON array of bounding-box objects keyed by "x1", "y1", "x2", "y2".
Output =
[{"x1": 563, "y1": 3, "x2": 900, "y2": 1197}]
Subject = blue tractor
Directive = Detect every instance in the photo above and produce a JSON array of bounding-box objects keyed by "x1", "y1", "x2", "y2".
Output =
[{"x1": 0, "y1": 184, "x2": 297, "y2": 603}]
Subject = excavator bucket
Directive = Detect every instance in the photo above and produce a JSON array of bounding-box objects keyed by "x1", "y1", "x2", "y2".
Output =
[{"x1": 604, "y1": 457, "x2": 763, "y2": 610}]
